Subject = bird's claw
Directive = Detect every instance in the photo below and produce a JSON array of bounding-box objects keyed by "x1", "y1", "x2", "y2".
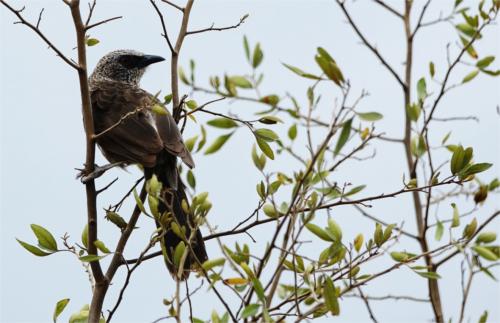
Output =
[{"x1": 76, "y1": 162, "x2": 124, "y2": 183}]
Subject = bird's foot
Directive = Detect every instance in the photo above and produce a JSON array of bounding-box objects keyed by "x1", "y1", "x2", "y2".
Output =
[{"x1": 76, "y1": 162, "x2": 125, "y2": 183}]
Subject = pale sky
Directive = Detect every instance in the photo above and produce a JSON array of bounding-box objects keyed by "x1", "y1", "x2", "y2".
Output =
[{"x1": 1, "y1": 1, "x2": 499, "y2": 322}]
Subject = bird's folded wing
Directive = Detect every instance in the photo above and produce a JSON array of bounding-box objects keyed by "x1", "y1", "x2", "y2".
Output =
[
  {"x1": 91, "y1": 80, "x2": 164, "y2": 167},
  {"x1": 154, "y1": 108, "x2": 195, "y2": 168},
  {"x1": 91, "y1": 80, "x2": 194, "y2": 168}
]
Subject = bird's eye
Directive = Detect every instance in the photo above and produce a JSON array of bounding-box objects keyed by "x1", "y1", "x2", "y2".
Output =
[{"x1": 118, "y1": 55, "x2": 142, "y2": 69}]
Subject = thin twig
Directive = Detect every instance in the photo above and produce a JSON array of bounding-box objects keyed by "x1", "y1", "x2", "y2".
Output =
[{"x1": 186, "y1": 14, "x2": 249, "y2": 35}]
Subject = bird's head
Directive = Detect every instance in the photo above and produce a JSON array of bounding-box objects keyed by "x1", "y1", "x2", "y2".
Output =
[{"x1": 90, "y1": 49, "x2": 165, "y2": 85}]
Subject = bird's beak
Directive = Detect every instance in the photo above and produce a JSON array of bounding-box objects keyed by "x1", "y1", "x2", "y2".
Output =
[{"x1": 139, "y1": 54, "x2": 166, "y2": 68}]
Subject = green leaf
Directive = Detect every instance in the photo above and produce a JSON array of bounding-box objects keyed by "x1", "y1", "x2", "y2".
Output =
[
  {"x1": 459, "y1": 163, "x2": 492, "y2": 178},
  {"x1": 315, "y1": 55, "x2": 343, "y2": 85},
  {"x1": 185, "y1": 100, "x2": 198, "y2": 109},
  {"x1": 196, "y1": 125, "x2": 207, "y2": 152},
  {"x1": 417, "y1": 77, "x2": 427, "y2": 101},
  {"x1": 429, "y1": 61, "x2": 435, "y2": 77},
  {"x1": 334, "y1": 118, "x2": 352, "y2": 155},
  {"x1": 164, "y1": 94, "x2": 173, "y2": 105},
  {"x1": 450, "y1": 145, "x2": 466, "y2": 175},
  {"x1": 207, "y1": 118, "x2": 238, "y2": 129},
  {"x1": 343, "y1": 185, "x2": 366, "y2": 197},
  {"x1": 179, "y1": 67, "x2": 190, "y2": 85},
  {"x1": 254, "y1": 128, "x2": 279, "y2": 142},
  {"x1": 256, "y1": 137, "x2": 274, "y2": 160},
  {"x1": 259, "y1": 115, "x2": 282, "y2": 124},
  {"x1": 230, "y1": 76, "x2": 253, "y2": 89},
  {"x1": 241, "y1": 304, "x2": 260, "y2": 319},
  {"x1": 460, "y1": 36, "x2": 479, "y2": 59},
  {"x1": 282, "y1": 63, "x2": 322, "y2": 80},
  {"x1": 133, "y1": 188, "x2": 147, "y2": 215},
  {"x1": 243, "y1": 36, "x2": 250, "y2": 62},
  {"x1": 391, "y1": 251, "x2": 410, "y2": 262},
  {"x1": 16, "y1": 238, "x2": 51, "y2": 256},
  {"x1": 488, "y1": 178, "x2": 500, "y2": 191},
  {"x1": 327, "y1": 218, "x2": 342, "y2": 241},
  {"x1": 451, "y1": 203, "x2": 460, "y2": 228},
  {"x1": 202, "y1": 258, "x2": 226, "y2": 271},
  {"x1": 152, "y1": 104, "x2": 168, "y2": 116},
  {"x1": 53, "y1": 298, "x2": 70, "y2": 323},
  {"x1": 252, "y1": 277, "x2": 266, "y2": 302},
  {"x1": 476, "y1": 232, "x2": 497, "y2": 244},
  {"x1": 407, "y1": 103, "x2": 421, "y2": 122},
  {"x1": 441, "y1": 132, "x2": 451, "y2": 145},
  {"x1": 94, "y1": 240, "x2": 111, "y2": 254},
  {"x1": 305, "y1": 223, "x2": 333, "y2": 242},
  {"x1": 435, "y1": 221, "x2": 444, "y2": 241},
  {"x1": 416, "y1": 271, "x2": 441, "y2": 279},
  {"x1": 374, "y1": 223, "x2": 383, "y2": 247},
  {"x1": 187, "y1": 170, "x2": 196, "y2": 189},
  {"x1": 185, "y1": 136, "x2": 197, "y2": 152},
  {"x1": 463, "y1": 70, "x2": 480, "y2": 83},
  {"x1": 456, "y1": 23, "x2": 477, "y2": 37},
  {"x1": 476, "y1": 56, "x2": 495, "y2": 69},
  {"x1": 105, "y1": 211, "x2": 127, "y2": 230},
  {"x1": 173, "y1": 241, "x2": 186, "y2": 267},
  {"x1": 251, "y1": 144, "x2": 266, "y2": 171},
  {"x1": 478, "y1": 311, "x2": 488, "y2": 323},
  {"x1": 204, "y1": 133, "x2": 233, "y2": 155},
  {"x1": 316, "y1": 47, "x2": 344, "y2": 85},
  {"x1": 462, "y1": 217, "x2": 477, "y2": 239},
  {"x1": 472, "y1": 246, "x2": 498, "y2": 261},
  {"x1": 357, "y1": 112, "x2": 383, "y2": 121},
  {"x1": 263, "y1": 204, "x2": 278, "y2": 218},
  {"x1": 259, "y1": 95, "x2": 280, "y2": 106},
  {"x1": 79, "y1": 254, "x2": 106, "y2": 262},
  {"x1": 81, "y1": 224, "x2": 89, "y2": 249},
  {"x1": 354, "y1": 234, "x2": 364, "y2": 252},
  {"x1": 86, "y1": 38, "x2": 99, "y2": 46},
  {"x1": 30, "y1": 224, "x2": 57, "y2": 251},
  {"x1": 323, "y1": 277, "x2": 340, "y2": 315},
  {"x1": 411, "y1": 135, "x2": 427, "y2": 157},
  {"x1": 252, "y1": 43, "x2": 264, "y2": 68},
  {"x1": 288, "y1": 124, "x2": 297, "y2": 140}
]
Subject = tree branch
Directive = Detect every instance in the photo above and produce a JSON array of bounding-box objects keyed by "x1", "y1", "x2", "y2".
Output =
[
  {"x1": 335, "y1": 0, "x2": 406, "y2": 90},
  {"x1": 186, "y1": 14, "x2": 248, "y2": 36},
  {"x1": 0, "y1": 0, "x2": 79, "y2": 69}
]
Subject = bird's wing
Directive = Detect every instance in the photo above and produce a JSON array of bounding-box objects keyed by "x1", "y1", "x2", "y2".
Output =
[
  {"x1": 91, "y1": 80, "x2": 164, "y2": 167},
  {"x1": 154, "y1": 105, "x2": 195, "y2": 168}
]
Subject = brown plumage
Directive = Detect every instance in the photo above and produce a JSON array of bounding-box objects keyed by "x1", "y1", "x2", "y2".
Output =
[{"x1": 89, "y1": 49, "x2": 207, "y2": 279}]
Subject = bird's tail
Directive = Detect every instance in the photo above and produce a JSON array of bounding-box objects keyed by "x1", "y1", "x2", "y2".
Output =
[{"x1": 145, "y1": 153, "x2": 208, "y2": 280}]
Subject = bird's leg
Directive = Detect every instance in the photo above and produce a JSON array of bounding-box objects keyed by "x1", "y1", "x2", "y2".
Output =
[{"x1": 76, "y1": 162, "x2": 125, "y2": 183}]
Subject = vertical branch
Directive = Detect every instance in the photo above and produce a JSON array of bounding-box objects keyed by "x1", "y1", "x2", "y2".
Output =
[
  {"x1": 66, "y1": 0, "x2": 106, "y2": 322},
  {"x1": 171, "y1": 0, "x2": 194, "y2": 122},
  {"x1": 402, "y1": 2, "x2": 443, "y2": 322}
]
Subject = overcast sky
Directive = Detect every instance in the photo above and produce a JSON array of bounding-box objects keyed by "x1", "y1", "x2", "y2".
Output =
[{"x1": 1, "y1": 0, "x2": 499, "y2": 322}]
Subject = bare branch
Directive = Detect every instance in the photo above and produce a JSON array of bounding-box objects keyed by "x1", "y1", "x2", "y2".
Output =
[
  {"x1": 35, "y1": 7, "x2": 44, "y2": 28},
  {"x1": 372, "y1": 0, "x2": 403, "y2": 19},
  {"x1": 85, "y1": 16, "x2": 123, "y2": 30},
  {"x1": 150, "y1": 0, "x2": 175, "y2": 53},
  {"x1": 436, "y1": 210, "x2": 500, "y2": 268},
  {"x1": 186, "y1": 14, "x2": 249, "y2": 36},
  {"x1": 335, "y1": 0, "x2": 406, "y2": 90},
  {"x1": 412, "y1": 0, "x2": 432, "y2": 37},
  {"x1": 0, "y1": 0, "x2": 79, "y2": 69},
  {"x1": 160, "y1": 0, "x2": 184, "y2": 12}
]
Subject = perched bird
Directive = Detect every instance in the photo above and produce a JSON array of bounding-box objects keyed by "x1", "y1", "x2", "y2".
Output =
[{"x1": 89, "y1": 49, "x2": 208, "y2": 279}]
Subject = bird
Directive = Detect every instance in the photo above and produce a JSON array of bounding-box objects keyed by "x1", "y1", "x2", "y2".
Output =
[{"x1": 88, "y1": 49, "x2": 208, "y2": 280}]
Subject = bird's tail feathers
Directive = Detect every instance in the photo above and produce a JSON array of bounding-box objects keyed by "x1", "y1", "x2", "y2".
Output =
[{"x1": 145, "y1": 153, "x2": 208, "y2": 280}]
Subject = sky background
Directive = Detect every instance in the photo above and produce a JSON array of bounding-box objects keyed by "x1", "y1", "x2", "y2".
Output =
[{"x1": 1, "y1": 0, "x2": 499, "y2": 322}]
